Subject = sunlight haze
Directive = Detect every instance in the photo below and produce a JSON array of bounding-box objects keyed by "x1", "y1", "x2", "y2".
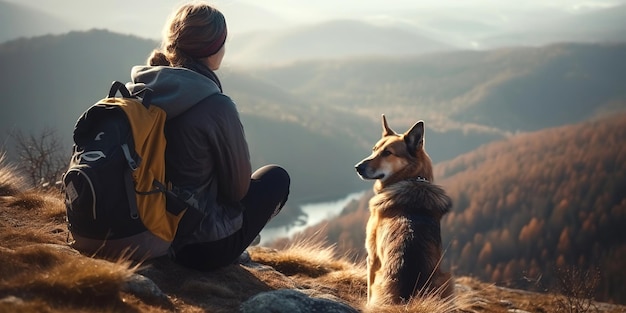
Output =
[{"x1": 5, "y1": 0, "x2": 625, "y2": 39}]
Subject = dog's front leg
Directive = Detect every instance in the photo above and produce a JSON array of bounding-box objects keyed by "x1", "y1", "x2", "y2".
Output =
[
  {"x1": 367, "y1": 255, "x2": 373, "y2": 303},
  {"x1": 366, "y1": 219, "x2": 377, "y2": 305}
]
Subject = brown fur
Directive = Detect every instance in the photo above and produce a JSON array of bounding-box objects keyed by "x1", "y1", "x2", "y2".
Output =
[{"x1": 355, "y1": 115, "x2": 454, "y2": 306}]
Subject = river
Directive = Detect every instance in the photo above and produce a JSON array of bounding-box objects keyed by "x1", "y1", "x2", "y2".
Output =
[{"x1": 259, "y1": 190, "x2": 366, "y2": 244}]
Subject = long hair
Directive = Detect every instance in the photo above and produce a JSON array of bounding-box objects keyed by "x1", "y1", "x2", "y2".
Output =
[{"x1": 148, "y1": 2, "x2": 227, "y2": 66}]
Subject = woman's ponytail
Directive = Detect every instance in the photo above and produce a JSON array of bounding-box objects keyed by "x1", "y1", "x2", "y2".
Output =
[{"x1": 147, "y1": 49, "x2": 170, "y2": 66}]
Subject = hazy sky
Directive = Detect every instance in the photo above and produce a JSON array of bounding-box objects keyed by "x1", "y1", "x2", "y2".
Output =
[{"x1": 6, "y1": 0, "x2": 626, "y2": 39}]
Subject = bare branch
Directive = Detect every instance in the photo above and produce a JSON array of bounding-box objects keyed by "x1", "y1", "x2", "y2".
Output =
[{"x1": 9, "y1": 128, "x2": 69, "y2": 189}]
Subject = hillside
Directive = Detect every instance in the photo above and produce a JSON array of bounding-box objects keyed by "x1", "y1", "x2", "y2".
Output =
[
  {"x1": 2, "y1": 30, "x2": 625, "y2": 232},
  {"x1": 270, "y1": 112, "x2": 626, "y2": 305},
  {"x1": 0, "y1": 1, "x2": 74, "y2": 43},
  {"x1": 227, "y1": 19, "x2": 453, "y2": 66},
  {"x1": 0, "y1": 30, "x2": 504, "y2": 209},
  {"x1": 437, "y1": 112, "x2": 626, "y2": 304},
  {"x1": 1, "y1": 160, "x2": 625, "y2": 312},
  {"x1": 4, "y1": 31, "x2": 622, "y2": 151},
  {"x1": 4, "y1": 0, "x2": 626, "y2": 55},
  {"x1": 252, "y1": 42, "x2": 626, "y2": 133},
  {"x1": 391, "y1": 3, "x2": 626, "y2": 50},
  {"x1": 0, "y1": 30, "x2": 368, "y2": 211},
  {"x1": 0, "y1": 29, "x2": 158, "y2": 137},
  {"x1": 480, "y1": 4, "x2": 626, "y2": 48}
]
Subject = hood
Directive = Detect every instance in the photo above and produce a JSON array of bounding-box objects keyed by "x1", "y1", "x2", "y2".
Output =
[{"x1": 126, "y1": 66, "x2": 221, "y2": 119}]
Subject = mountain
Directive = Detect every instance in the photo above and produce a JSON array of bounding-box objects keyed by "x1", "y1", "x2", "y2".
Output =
[
  {"x1": 392, "y1": 4, "x2": 626, "y2": 50},
  {"x1": 2, "y1": 30, "x2": 624, "y2": 230},
  {"x1": 0, "y1": 30, "x2": 505, "y2": 208},
  {"x1": 271, "y1": 112, "x2": 626, "y2": 304},
  {"x1": 0, "y1": 1, "x2": 75, "y2": 43},
  {"x1": 1, "y1": 0, "x2": 291, "y2": 41},
  {"x1": 0, "y1": 30, "x2": 157, "y2": 138},
  {"x1": 228, "y1": 19, "x2": 453, "y2": 65},
  {"x1": 480, "y1": 4, "x2": 626, "y2": 48},
  {"x1": 3, "y1": 0, "x2": 626, "y2": 56},
  {"x1": 0, "y1": 30, "x2": 368, "y2": 214},
  {"x1": 437, "y1": 112, "x2": 626, "y2": 304},
  {"x1": 251, "y1": 42, "x2": 626, "y2": 133}
]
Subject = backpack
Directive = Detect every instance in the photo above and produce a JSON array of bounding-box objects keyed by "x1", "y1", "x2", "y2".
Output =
[{"x1": 63, "y1": 81, "x2": 195, "y2": 260}]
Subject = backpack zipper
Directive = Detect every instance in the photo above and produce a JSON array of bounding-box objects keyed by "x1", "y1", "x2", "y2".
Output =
[{"x1": 68, "y1": 168, "x2": 97, "y2": 220}]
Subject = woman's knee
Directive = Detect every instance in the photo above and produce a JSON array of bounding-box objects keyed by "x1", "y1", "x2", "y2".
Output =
[
  {"x1": 246, "y1": 165, "x2": 290, "y2": 215},
  {"x1": 253, "y1": 165, "x2": 290, "y2": 195},
  {"x1": 253, "y1": 164, "x2": 289, "y2": 184}
]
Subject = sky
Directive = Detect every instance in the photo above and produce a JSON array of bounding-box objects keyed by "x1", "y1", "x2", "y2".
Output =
[{"x1": 5, "y1": 0, "x2": 626, "y2": 40}]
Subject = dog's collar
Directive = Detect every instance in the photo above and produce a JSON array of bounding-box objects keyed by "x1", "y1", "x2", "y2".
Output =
[
  {"x1": 413, "y1": 177, "x2": 429, "y2": 183},
  {"x1": 408, "y1": 213, "x2": 439, "y2": 228},
  {"x1": 408, "y1": 177, "x2": 437, "y2": 228}
]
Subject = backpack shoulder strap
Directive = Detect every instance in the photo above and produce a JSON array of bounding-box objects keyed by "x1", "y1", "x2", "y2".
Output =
[
  {"x1": 108, "y1": 81, "x2": 153, "y2": 109},
  {"x1": 109, "y1": 81, "x2": 131, "y2": 98}
]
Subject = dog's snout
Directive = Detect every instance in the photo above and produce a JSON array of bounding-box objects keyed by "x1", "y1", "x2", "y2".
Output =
[{"x1": 355, "y1": 161, "x2": 368, "y2": 175}]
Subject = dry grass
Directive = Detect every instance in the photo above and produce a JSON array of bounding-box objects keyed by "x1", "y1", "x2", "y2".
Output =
[
  {"x1": 1, "y1": 160, "x2": 625, "y2": 313},
  {"x1": 251, "y1": 232, "x2": 358, "y2": 277},
  {"x1": 0, "y1": 154, "x2": 25, "y2": 196},
  {"x1": 0, "y1": 157, "x2": 143, "y2": 312},
  {"x1": 249, "y1": 234, "x2": 476, "y2": 313}
]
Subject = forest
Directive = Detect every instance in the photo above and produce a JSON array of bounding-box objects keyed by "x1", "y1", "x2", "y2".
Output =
[{"x1": 271, "y1": 112, "x2": 626, "y2": 304}]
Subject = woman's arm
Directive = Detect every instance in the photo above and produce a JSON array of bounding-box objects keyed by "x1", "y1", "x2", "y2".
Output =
[{"x1": 206, "y1": 94, "x2": 252, "y2": 203}]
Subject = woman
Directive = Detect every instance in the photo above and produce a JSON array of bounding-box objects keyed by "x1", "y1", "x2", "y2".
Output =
[{"x1": 126, "y1": 2, "x2": 290, "y2": 270}]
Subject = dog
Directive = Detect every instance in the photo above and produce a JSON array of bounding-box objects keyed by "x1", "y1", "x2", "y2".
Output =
[{"x1": 355, "y1": 114, "x2": 453, "y2": 306}]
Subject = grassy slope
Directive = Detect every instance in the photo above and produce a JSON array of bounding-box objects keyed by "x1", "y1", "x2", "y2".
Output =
[{"x1": 1, "y1": 157, "x2": 625, "y2": 312}]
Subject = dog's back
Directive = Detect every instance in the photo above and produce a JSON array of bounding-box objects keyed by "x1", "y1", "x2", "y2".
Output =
[
  {"x1": 356, "y1": 115, "x2": 454, "y2": 306},
  {"x1": 367, "y1": 179, "x2": 453, "y2": 304}
]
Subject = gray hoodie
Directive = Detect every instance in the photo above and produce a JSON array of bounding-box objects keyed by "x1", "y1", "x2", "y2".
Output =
[{"x1": 126, "y1": 65, "x2": 251, "y2": 246}]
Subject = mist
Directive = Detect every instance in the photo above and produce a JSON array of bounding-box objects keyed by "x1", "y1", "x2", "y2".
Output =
[{"x1": 4, "y1": 0, "x2": 626, "y2": 55}]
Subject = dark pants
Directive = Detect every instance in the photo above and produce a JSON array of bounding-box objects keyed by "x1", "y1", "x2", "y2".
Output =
[{"x1": 174, "y1": 165, "x2": 290, "y2": 270}]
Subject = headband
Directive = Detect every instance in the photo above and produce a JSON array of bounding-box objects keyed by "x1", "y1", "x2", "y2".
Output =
[{"x1": 189, "y1": 27, "x2": 228, "y2": 58}]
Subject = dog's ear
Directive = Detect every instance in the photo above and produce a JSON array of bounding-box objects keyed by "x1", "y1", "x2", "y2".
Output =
[
  {"x1": 381, "y1": 114, "x2": 396, "y2": 137},
  {"x1": 404, "y1": 120, "x2": 425, "y2": 153}
]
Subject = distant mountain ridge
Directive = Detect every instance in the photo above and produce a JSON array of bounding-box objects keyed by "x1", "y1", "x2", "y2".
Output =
[
  {"x1": 4, "y1": 0, "x2": 625, "y2": 63},
  {"x1": 228, "y1": 19, "x2": 453, "y2": 65},
  {"x1": 0, "y1": 1, "x2": 74, "y2": 43},
  {"x1": 1, "y1": 29, "x2": 624, "y2": 231},
  {"x1": 0, "y1": 30, "x2": 368, "y2": 214},
  {"x1": 480, "y1": 4, "x2": 626, "y2": 47},
  {"x1": 251, "y1": 42, "x2": 626, "y2": 133}
]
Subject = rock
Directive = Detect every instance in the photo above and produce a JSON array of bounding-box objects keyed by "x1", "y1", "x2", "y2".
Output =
[
  {"x1": 123, "y1": 273, "x2": 171, "y2": 305},
  {"x1": 240, "y1": 289, "x2": 359, "y2": 313},
  {"x1": 236, "y1": 250, "x2": 252, "y2": 265},
  {"x1": 0, "y1": 296, "x2": 24, "y2": 305},
  {"x1": 499, "y1": 299, "x2": 514, "y2": 308}
]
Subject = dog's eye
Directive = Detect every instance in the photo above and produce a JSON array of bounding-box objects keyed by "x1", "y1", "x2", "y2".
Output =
[{"x1": 381, "y1": 150, "x2": 392, "y2": 157}]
